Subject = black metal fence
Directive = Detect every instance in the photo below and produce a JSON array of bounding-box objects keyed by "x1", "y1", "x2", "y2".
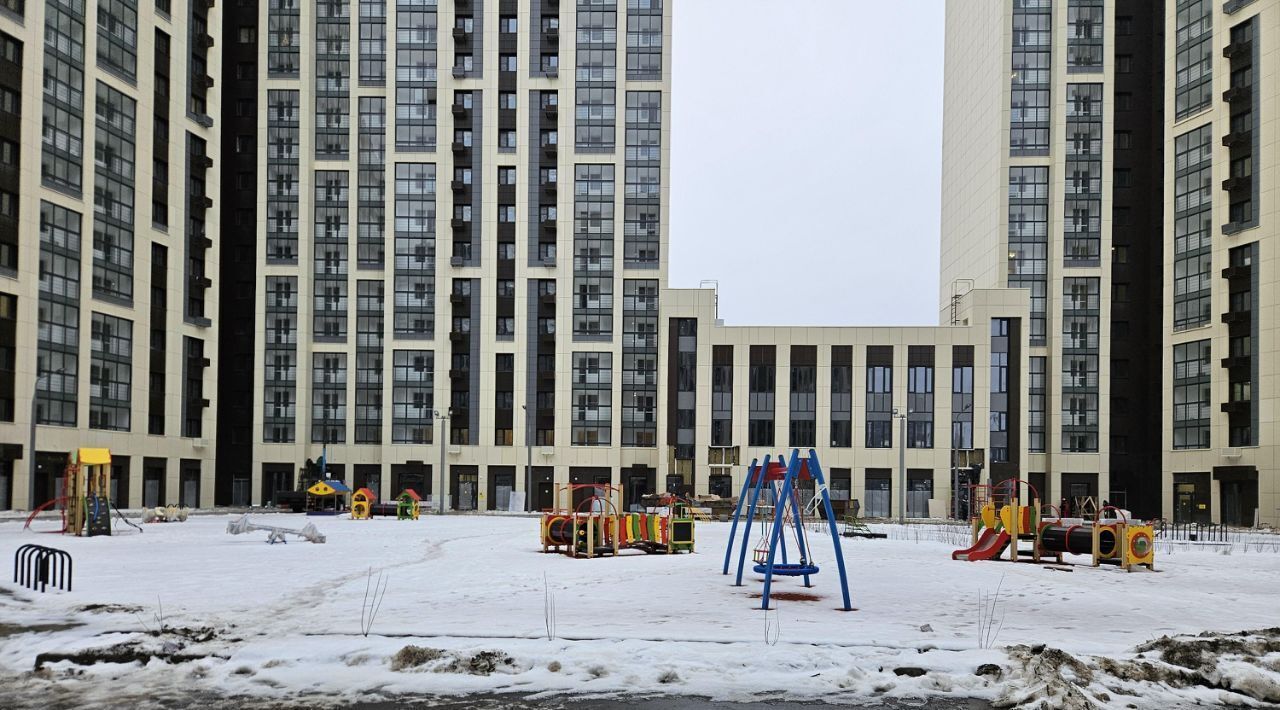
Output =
[
  {"x1": 1155, "y1": 520, "x2": 1230, "y2": 543},
  {"x1": 13, "y1": 544, "x2": 73, "y2": 593}
]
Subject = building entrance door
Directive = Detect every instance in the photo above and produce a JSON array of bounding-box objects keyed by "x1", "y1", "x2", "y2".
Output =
[
  {"x1": 1219, "y1": 480, "x2": 1257, "y2": 527},
  {"x1": 623, "y1": 468, "x2": 653, "y2": 511},
  {"x1": 865, "y1": 473, "x2": 891, "y2": 518},
  {"x1": 454, "y1": 470, "x2": 478, "y2": 511},
  {"x1": 1173, "y1": 473, "x2": 1211, "y2": 524},
  {"x1": 232, "y1": 477, "x2": 251, "y2": 507},
  {"x1": 1174, "y1": 483, "x2": 1196, "y2": 523}
]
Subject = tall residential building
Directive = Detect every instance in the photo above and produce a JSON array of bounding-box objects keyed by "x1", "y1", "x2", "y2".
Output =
[
  {"x1": 0, "y1": 0, "x2": 220, "y2": 510},
  {"x1": 942, "y1": 0, "x2": 1277, "y2": 527},
  {"x1": 214, "y1": 0, "x2": 1033, "y2": 520},
  {"x1": 220, "y1": 0, "x2": 676, "y2": 507}
]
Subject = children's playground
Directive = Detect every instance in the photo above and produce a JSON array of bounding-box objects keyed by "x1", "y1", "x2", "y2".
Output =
[{"x1": 2, "y1": 451, "x2": 1279, "y2": 708}]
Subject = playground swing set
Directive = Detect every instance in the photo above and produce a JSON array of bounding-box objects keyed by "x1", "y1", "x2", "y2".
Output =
[
  {"x1": 723, "y1": 449, "x2": 853, "y2": 611},
  {"x1": 539, "y1": 483, "x2": 696, "y2": 558},
  {"x1": 951, "y1": 478, "x2": 1155, "y2": 572}
]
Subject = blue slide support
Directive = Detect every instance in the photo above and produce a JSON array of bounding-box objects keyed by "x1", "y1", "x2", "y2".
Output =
[
  {"x1": 722, "y1": 458, "x2": 759, "y2": 575},
  {"x1": 733, "y1": 454, "x2": 773, "y2": 586},
  {"x1": 759, "y1": 450, "x2": 801, "y2": 609},
  {"x1": 788, "y1": 484, "x2": 812, "y2": 588},
  {"x1": 809, "y1": 449, "x2": 853, "y2": 611}
]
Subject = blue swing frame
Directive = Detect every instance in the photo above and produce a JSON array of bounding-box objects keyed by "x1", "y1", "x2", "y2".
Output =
[{"x1": 723, "y1": 449, "x2": 852, "y2": 611}]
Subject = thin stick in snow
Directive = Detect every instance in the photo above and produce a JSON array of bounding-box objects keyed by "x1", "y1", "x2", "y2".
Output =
[
  {"x1": 360, "y1": 567, "x2": 389, "y2": 638},
  {"x1": 976, "y1": 574, "x2": 1007, "y2": 649},
  {"x1": 543, "y1": 572, "x2": 557, "y2": 641},
  {"x1": 765, "y1": 608, "x2": 781, "y2": 646}
]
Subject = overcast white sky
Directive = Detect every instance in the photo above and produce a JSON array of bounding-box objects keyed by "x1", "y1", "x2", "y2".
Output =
[{"x1": 669, "y1": 0, "x2": 946, "y2": 326}]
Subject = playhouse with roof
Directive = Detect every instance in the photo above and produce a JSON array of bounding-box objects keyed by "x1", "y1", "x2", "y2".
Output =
[{"x1": 306, "y1": 480, "x2": 351, "y2": 515}]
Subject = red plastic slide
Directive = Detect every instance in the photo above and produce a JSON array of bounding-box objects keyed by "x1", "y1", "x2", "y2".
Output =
[{"x1": 952, "y1": 529, "x2": 1010, "y2": 561}]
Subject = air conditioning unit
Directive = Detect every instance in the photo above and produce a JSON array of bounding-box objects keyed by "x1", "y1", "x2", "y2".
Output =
[
  {"x1": 193, "y1": 438, "x2": 209, "y2": 448},
  {"x1": 1222, "y1": 447, "x2": 1242, "y2": 460},
  {"x1": 447, "y1": 446, "x2": 461, "y2": 455}
]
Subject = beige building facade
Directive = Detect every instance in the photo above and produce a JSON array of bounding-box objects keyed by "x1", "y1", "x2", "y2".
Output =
[
  {"x1": 221, "y1": 0, "x2": 1036, "y2": 519},
  {"x1": 941, "y1": 0, "x2": 1278, "y2": 526},
  {"x1": 0, "y1": 0, "x2": 221, "y2": 511}
]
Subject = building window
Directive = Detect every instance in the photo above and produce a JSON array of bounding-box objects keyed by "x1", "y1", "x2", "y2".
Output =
[
  {"x1": 357, "y1": 97, "x2": 386, "y2": 267},
  {"x1": 354, "y1": 280, "x2": 384, "y2": 443},
  {"x1": 1010, "y1": 0, "x2": 1051, "y2": 155},
  {"x1": 906, "y1": 347, "x2": 933, "y2": 449},
  {"x1": 1064, "y1": 83, "x2": 1102, "y2": 264},
  {"x1": 263, "y1": 276, "x2": 298, "y2": 442},
  {"x1": 89, "y1": 313, "x2": 132, "y2": 431},
  {"x1": 1173, "y1": 124, "x2": 1212, "y2": 330},
  {"x1": 1061, "y1": 279, "x2": 1099, "y2": 452},
  {"x1": 316, "y1": 0, "x2": 351, "y2": 158},
  {"x1": 571, "y1": 352, "x2": 612, "y2": 446},
  {"x1": 93, "y1": 83, "x2": 138, "y2": 303},
  {"x1": 147, "y1": 243, "x2": 167, "y2": 435},
  {"x1": 1224, "y1": 242, "x2": 1257, "y2": 447},
  {"x1": 394, "y1": 163, "x2": 436, "y2": 338},
  {"x1": 268, "y1": 0, "x2": 301, "y2": 76},
  {"x1": 37, "y1": 202, "x2": 82, "y2": 427},
  {"x1": 952, "y1": 346, "x2": 974, "y2": 450},
  {"x1": 311, "y1": 352, "x2": 347, "y2": 444},
  {"x1": 712, "y1": 345, "x2": 733, "y2": 447},
  {"x1": 1008, "y1": 166, "x2": 1049, "y2": 344},
  {"x1": 392, "y1": 350, "x2": 433, "y2": 444},
  {"x1": 1066, "y1": 0, "x2": 1103, "y2": 71},
  {"x1": 313, "y1": 171, "x2": 349, "y2": 341},
  {"x1": 573, "y1": 164, "x2": 614, "y2": 337},
  {"x1": 1172, "y1": 340, "x2": 1210, "y2": 449},
  {"x1": 865, "y1": 347, "x2": 892, "y2": 449},
  {"x1": 748, "y1": 345, "x2": 775, "y2": 447},
  {"x1": 1028, "y1": 356, "x2": 1046, "y2": 452},
  {"x1": 990, "y1": 320, "x2": 1012, "y2": 461},
  {"x1": 1223, "y1": 17, "x2": 1258, "y2": 233},
  {"x1": 670, "y1": 318, "x2": 696, "y2": 458},
  {"x1": 576, "y1": 2, "x2": 617, "y2": 151},
  {"x1": 1174, "y1": 0, "x2": 1212, "y2": 119},
  {"x1": 493, "y1": 354, "x2": 514, "y2": 446},
  {"x1": 42, "y1": 0, "x2": 87, "y2": 194},
  {"x1": 97, "y1": 0, "x2": 138, "y2": 79},
  {"x1": 621, "y1": 281, "x2": 658, "y2": 447},
  {"x1": 359, "y1": 0, "x2": 386, "y2": 85},
  {"x1": 181, "y1": 337, "x2": 206, "y2": 438},
  {"x1": 267, "y1": 90, "x2": 300, "y2": 263},
  {"x1": 626, "y1": 1, "x2": 662, "y2": 80},
  {"x1": 624, "y1": 91, "x2": 661, "y2": 268},
  {"x1": 788, "y1": 346, "x2": 816, "y2": 448},
  {"x1": 830, "y1": 346, "x2": 852, "y2": 448},
  {"x1": 395, "y1": 0, "x2": 438, "y2": 150}
]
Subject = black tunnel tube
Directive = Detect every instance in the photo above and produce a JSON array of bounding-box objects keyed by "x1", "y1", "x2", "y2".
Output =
[{"x1": 1040, "y1": 525, "x2": 1116, "y2": 557}]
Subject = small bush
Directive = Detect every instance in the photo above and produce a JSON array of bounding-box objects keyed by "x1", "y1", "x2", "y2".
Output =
[{"x1": 391, "y1": 645, "x2": 442, "y2": 671}]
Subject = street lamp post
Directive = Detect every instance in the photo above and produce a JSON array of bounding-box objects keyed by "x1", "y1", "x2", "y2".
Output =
[
  {"x1": 893, "y1": 408, "x2": 907, "y2": 524},
  {"x1": 951, "y1": 402, "x2": 972, "y2": 519},
  {"x1": 28, "y1": 368, "x2": 63, "y2": 510},
  {"x1": 522, "y1": 403, "x2": 532, "y2": 512},
  {"x1": 434, "y1": 408, "x2": 450, "y2": 514}
]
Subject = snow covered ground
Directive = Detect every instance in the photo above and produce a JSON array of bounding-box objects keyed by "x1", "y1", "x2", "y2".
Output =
[{"x1": 1, "y1": 513, "x2": 1278, "y2": 709}]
